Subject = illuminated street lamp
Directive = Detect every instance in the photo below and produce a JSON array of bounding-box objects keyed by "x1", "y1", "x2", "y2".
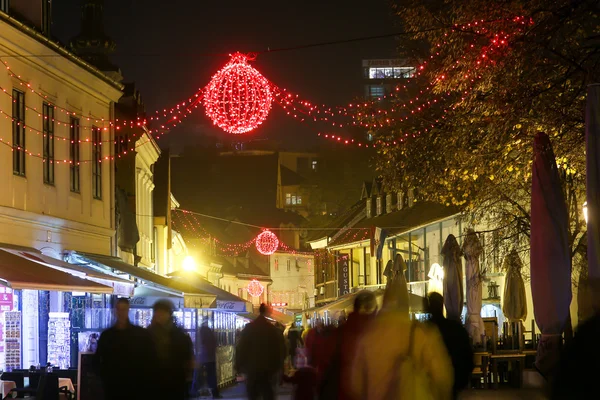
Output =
[
  {"x1": 182, "y1": 256, "x2": 196, "y2": 272},
  {"x1": 584, "y1": 201, "x2": 588, "y2": 224}
]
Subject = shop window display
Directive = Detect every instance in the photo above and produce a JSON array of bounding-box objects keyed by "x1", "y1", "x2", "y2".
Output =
[{"x1": 48, "y1": 312, "x2": 70, "y2": 369}]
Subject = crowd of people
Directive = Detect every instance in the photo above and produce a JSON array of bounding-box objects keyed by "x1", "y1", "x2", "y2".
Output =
[
  {"x1": 93, "y1": 298, "x2": 218, "y2": 400},
  {"x1": 93, "y1": 288, "x2": 600, "y2": 400}
]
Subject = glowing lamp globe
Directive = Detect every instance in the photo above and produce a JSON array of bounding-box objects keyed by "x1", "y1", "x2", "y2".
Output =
[
  {"x1": 255, "y1": 230, "x2": 279, "y2": 255},
  {"x1": 204, "y1": 52, "x2": 273, "y2": 134}
]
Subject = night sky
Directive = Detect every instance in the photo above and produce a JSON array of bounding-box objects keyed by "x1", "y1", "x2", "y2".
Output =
[{"x1": 53, "y1": 0, "x2": 397, "y2": 150}]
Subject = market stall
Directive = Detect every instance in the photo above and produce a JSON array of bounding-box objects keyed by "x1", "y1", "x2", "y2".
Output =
[{"x1": 0, "y1": 249, "x2": 114, "y2": 371}]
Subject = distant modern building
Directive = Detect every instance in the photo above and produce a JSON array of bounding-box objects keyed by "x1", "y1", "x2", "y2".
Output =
[{"x1": 363, "y1": 59, "x2": 416, "y2": 100}]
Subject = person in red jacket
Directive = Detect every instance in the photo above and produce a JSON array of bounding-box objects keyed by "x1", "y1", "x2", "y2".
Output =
[{"x1": 338, "y1": 291, "x2": 377, "y2": 400}]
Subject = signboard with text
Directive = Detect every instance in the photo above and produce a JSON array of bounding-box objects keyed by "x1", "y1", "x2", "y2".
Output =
[
  {"x1": 216, "y1": 300, "x2": 246, "y2": 312},
  {"x1": 362, "y1": 59, "x2": 404, "y2": 67},
  {"x1": 337, "y1": 255, "x2": 350, "y2": 296},
  {"x1": 0, "y1": 287, "x2": 13, "y2": 353}
]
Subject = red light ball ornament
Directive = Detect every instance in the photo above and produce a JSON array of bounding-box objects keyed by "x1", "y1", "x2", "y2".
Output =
[
  {"x1": 204, "y1": 52, "x2": 273, "y2": 134},
  {"x1": 255, "y1": 230, "x2": 279, "y2": 255},
  {"x1": 247, "y1": 279, "x2": 265, "y2": 298}
]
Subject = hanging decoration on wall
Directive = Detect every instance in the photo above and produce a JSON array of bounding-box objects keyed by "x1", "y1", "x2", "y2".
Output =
[
  {"x1": 203, "y1": 52, "x2": 273, "y2": 134},
  {"x1": 255, "y1": 230, "x2": 280, "y2": 255},
  {"x1": 247, "y1": 279, "x2": 265, "y2": 298}
]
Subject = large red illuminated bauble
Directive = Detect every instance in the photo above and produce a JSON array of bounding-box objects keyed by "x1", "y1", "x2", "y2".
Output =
[
  {"x1": 204, "y1": 52, "x2": 272, "y2": 134},
  {"x1": 255, "y1": 230, "x2": 279, "y2": 255},
  {"x1": 247, "y1": 279, "x2": 265, "y2": 298}
]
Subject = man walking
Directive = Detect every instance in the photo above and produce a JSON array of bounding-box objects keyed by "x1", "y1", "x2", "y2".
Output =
[
  {"x1": 428, "y1": 292, "x2": 474, "y2": 399},
  {"x1": 94, "y1": 298, "x2": 155, "y2": 400},
  {"x1": 196, "y1": 320, "x2": 221, "y2": 398},
  {"x1": 149, "y1": 299, "x2": 195, "y2": 400},
  {"x1": 236, "y1": 304, "x2": 285, "y2": 400}
]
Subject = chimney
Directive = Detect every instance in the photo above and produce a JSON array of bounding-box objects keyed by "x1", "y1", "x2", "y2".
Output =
[{"x1": 10, "y1": 0, "x2": 52, "y2": 37}]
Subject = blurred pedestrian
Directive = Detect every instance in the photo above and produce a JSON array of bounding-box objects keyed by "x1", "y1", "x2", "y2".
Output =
[
  {"x1": 338, "y1": 291, "x2": 377, "y2": 400},
  {"x1": 350, "y1": 280, "x2": 453, "y2": 400},
  {"x1": 288, "y1": 326, "x2": 304, "y2": 369},
  {"x1": 282, "y1": 355, "x2": 317, "y2": 400},
  {"x1": 428, "y1": 292, "x2": 473, "y2": 399},
  {"x1": 149, "y1": 300, "x2": 194, "y2": 400},
  {"x1": 195, "y1": 320, "x2": 221, "y2": 399},
  {"x1": 236, "y1": 304, "x2": 286, "y2": 400},
  {"x1": 94, "y1": 298, "x2": 155, "y2": 400},
  {"x1": 552, "y1": 312, "x2": 600, "y2": 399}
]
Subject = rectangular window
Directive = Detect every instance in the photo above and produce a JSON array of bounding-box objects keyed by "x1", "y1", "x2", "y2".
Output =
[
  {"x1": 0, "y1": 0, "x2": 9, "y2": 13},
  {"x1": 92, "y1": 127, "x2": 102, "y2": 199},
  {"x1": 12, "y1": 89, "x2": 25, "y2": 176},
  {"x1": 274, "y1": 259, "x2": 279, "y2": 271},
  {"x1": 70, "y1": 118, "x2": 80, "y2": 192},
  {"x1": 369, "y1": 85, "x2": 385, "y2": 99},
  {"x1": 297, "y1": 195, "x2": 302, "y2": 205},
  {"x1": 43, "y1": 103, "x2": 54, "y2": 185},
  {"x1": 42, "y1": 0, "x2": 51, "y2": 36},
  {"x1": 311, "y1": 160, "x2": 318, "y2": 171},
  {"x1": 286, "y1": 260, "x2": 291, "y2": 272},
  {"x1": 285, "y1": 193, "x2": 291, "y2": 205}
]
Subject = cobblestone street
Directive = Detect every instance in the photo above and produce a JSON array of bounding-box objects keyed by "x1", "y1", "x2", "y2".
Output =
[{"x1": 198, "y1": 384, "x2": 548, "y2": 399}]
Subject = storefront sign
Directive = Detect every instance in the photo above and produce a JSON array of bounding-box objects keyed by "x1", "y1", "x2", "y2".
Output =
[
  {"x1": 130, "y1": 296, "x2": 185, "y2": 309},
  {"x1": 337, "y1": 255, "x2": 350, "y2": 296},
  {"x1": 89, "y1": 278, "x2": 134, "y2": 297},
  {"x1": 216, "y1": 300, "x2": 246, "y2": 312},
  {"x1": 0, "y1": 287, "x2": 12, "y2": 353},
  {"x1": 362, "y1": 59, "x2": 404, "y2": 67},
  {"x1": 183, "y1": 294, "x2": 216, "y2": 309}
]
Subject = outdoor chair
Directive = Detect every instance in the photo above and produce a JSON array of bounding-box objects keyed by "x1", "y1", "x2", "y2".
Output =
[
  {"x1": 471, "y1": 353, "x2": 489, "y2": 389},
  {"x1": 0, "y1": 372, "x2": 24, "y2": 389},
  {"x1": 6, "y1": 373, "x2": 59, "y2": 400}
]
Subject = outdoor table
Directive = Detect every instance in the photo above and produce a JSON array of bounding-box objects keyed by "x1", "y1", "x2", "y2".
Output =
[
  {"x1": 0, "y1": 380, "x2": 16, "y2": 398},
  {"x1": 490, "y1": 353, "x2": 526, "y2": 389},
  {"x1": 59, "y1": 377, "x2": 75, "y2": 399}
]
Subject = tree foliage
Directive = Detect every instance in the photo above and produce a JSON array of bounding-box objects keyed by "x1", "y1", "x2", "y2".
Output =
[{"x1": 369, "y1": 0, "x2": 600, "y2": 263}]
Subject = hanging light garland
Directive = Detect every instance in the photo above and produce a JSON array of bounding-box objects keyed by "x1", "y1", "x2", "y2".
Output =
[{"x1": 203, "y1": 52, "x2": 273, "y2": 134}]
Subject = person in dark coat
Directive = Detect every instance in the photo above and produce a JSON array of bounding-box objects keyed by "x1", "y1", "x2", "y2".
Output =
[
  {"x1": 287, "y1": 327, "x2": 303, "y2": 369},
  {"x1": 552, "y1": 312, "x2": 600, "y2": 399},
  {"x1": 236, "y1": 304, "x2": 285, "y2": 400},
  {"x1": 196, "y1": 320, "x2": 221, "y2": 398},
  {"x1": 338, "y1": 290, "x2": 377, "y2": 400},
  {"x1": 428, "y1": 292, "x2": 474, "y2": 399},
  {"x1": 94, "y1": 298, "x2": 156, "y2": 400},
  {"x1": 148, "y1": 300, "x2": 194, "y2": 400}
]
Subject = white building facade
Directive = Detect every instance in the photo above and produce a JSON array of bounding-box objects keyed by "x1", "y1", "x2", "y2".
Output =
[
  {"x1": 0, "y1": 12, "x2": 122, "y2": 257},
  {"x1": 269, "y1": 251, "x2": 315, "y2": 312}
]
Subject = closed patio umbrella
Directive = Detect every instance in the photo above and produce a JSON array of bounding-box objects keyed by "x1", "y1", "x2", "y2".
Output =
[
  {"x1": 586, "y1": 84, "x2": 600, "y2": 310},
  {"x1": 462, "y1": 229, "x2": 484, "y2": 344},
  {"x1": 502, "y1": 249, "x2": 527, "y2": 322},
  {"x1": 383, "y1": 254, "x2": 409, "y2": 312},
  {"x1": 530, "y1": 132, "x2": 572, "y2": 379},
  {"x1": 442, "y1": 234, "x2": 463, "y2": 321},
  {"x1": 502, "y1": 249, "x2": 528, "y2": 350}
]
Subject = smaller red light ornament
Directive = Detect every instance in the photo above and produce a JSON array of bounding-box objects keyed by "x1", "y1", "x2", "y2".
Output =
[
  {"x1": 204, "y1": 52, "x2": 273, "y2": 134},
  {"x1": 247, "y1": 279, "x2": 265, "y2": 298},
  {"x1": 255, "y1": 230, "x2": 279, "y2": 255}
]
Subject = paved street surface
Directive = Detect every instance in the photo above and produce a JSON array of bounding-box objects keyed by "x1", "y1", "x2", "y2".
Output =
[{"x1": 195, "y1": 384, "x2": 547, "y2": 399}]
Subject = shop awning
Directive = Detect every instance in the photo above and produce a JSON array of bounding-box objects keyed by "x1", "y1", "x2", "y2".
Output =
[
  {"x1": 8, "y1": 250, "x2": 135, "y2": 297},
  {"x1": 168, "y1": 270, "x2": 252, "y2": 313},
  {"x1": 0, "y1": 249, "x2": 112, "y2": 293},
  {"x1": 71, "y1": 252, "x2": 216, "y2": 308},
  {"x1": 268, "y1": 309, "x2": 294, "y2": 325}
]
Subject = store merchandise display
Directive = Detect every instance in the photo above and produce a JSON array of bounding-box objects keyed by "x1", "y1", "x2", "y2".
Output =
[{"x1": 48, "y1": 312, "x2": 71, "y2": 369}]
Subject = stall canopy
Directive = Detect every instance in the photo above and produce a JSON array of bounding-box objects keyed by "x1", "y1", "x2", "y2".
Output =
[
  {"x1": 168, "y1": 270, "x2": 252, "y2": 313},
  {"x1": 0, "y1": 249, "x2": 112, "y2": 293},
  {"x1": 8, "y1": 250, "x2": 135, "y2": 297},
  {"x1": 70, "y1": 252, "x2": 216, "y2": 308}
]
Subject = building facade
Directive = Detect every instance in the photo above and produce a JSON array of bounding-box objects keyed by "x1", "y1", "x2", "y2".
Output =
[
  {"x1": 363, "y1": 59, "x2": 415, "y2": 100},
  {"x1": 269, "y1": 251, "x2": 315, "y2": 312},
  {"x1": 0, "y1": 4, "x2": 122, "y2": 257}
]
